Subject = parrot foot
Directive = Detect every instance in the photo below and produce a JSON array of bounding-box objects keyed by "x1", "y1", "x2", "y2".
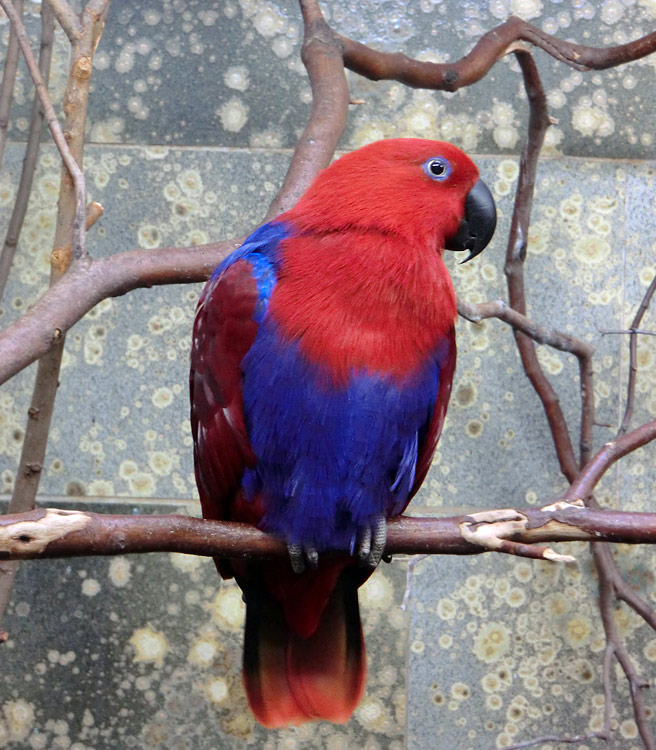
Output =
[
  {"x1": 287, "y1": 543, "x2": 319, "y2": 574},
  {"x1": 357, "y1": 516, "x2": 387, "y2": 568}
]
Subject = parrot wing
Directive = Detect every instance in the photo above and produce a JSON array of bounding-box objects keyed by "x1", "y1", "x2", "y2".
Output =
[{"x1": 189, "y1": 223, "x2": 289, "y2": 530}]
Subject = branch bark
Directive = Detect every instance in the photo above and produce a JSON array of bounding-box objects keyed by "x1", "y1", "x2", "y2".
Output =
[
  {"x1": 0, "y1": 0, "x2": 23, "y2": 170},
  {"x1": 0, "y1": 0, "x2": 55, "y2": 302},
  {"x1": 4, "y1": 504, "x2": 656, "y2": 561}
]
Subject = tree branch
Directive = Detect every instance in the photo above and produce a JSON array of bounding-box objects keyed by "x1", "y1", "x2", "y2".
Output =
[
  {"x1": 0, "y1": 0, "x2": 23, "y2": 170},
  {"x1": 0, "y1": 0, "x2": 55, "y2": 302},
  {"x1": 340, "y1": 16, "x2": 656, "y2": 90},
  {"x1": 4, "y1": 504, "x2": 656, "y2": 562}
]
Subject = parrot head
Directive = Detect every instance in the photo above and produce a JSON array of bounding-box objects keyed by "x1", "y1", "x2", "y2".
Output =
[{"x1": 282, "y1": 138, "x2": 496, "y2": 261}]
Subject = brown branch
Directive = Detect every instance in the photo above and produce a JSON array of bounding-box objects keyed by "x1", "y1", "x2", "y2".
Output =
[
  {"x1": 617, "y1": 273, "x2": 656, "y2": 436},
  {"x1": 0, "y1": 0, "x2": 88, "y2": 261},
  {"x1": 5, "y1": 504, "x2": 656, "y2": 561},
  {"x1": 48, "y1": 0, "x2": 82, "y2": 42},
  {"x1": 565, "y1": 419, "x2": 656, "y2": 503},
  {"x1": 340, "y1": 16, "x2": 656, "y2": 91},
  {"x1": 0, "y1": 0, "x2": 110, "y2": 629},
  {"x1": 503, "y1": 51, "x2": 583, "y2": 483},
  {"x1": 496, "y1": 47, "x2": 656, "y2": 748},
  {"x1": 594, "y1": 542, "x2": 655, "y2": 750},
  {"x1": 457, "y1": 297, "x2": 593, "y2": 359},
  {"x1": 0, "y1": 0, "x2": 55, "y2": 302},
  {"x1": 0, "y1": 0, "x2": 23, "y2": 169},
  {"x1": 264, "y1": 0, "x2": 349, "y2": 220}
]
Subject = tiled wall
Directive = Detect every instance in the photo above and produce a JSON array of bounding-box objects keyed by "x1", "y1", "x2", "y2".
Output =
[{"x1": 1, "y1": 2, "x2": 655, "y2": 748}]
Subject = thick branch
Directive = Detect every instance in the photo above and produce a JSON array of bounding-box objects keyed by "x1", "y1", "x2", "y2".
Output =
[
  {"x1": 265, "y1": 0, "x2": 348, "y2": 219},
  {"x1": 341, "y1": 16, "x2": 656, "y2": 91},
  {"x1": 48, "y1": 0, "x2": 82, "y2": 41},
  {"x1": 4, "y1": 505, "x2": 656, "y2": 561},
  {"x1": 0, "y1": 238, "x2": 241, "y2": 386}
]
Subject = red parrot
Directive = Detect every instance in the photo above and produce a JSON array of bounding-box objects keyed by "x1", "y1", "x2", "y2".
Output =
[{"x1": 190, "y1": 138, "x2": 496, "y2": 727}]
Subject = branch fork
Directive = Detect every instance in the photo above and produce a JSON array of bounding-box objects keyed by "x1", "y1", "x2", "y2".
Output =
[{"x1": 459, "y1": 508, "x2": 576, "y2": 563}]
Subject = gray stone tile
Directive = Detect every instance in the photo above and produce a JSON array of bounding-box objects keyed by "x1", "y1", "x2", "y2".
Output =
[
  {"x1": 3, "y1": 2, "x2": 656, "y2": 158},
  {"x1": 1, "y1": 499, "x2": 410, "y2": 749},
  {"x1": 406, "y1": 548, "x2": 656, "y2": 749}
]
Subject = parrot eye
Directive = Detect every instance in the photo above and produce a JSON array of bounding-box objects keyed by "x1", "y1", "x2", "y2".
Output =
[{"x1": 423, "y1": 157, "x2": 450, "y2": 181}]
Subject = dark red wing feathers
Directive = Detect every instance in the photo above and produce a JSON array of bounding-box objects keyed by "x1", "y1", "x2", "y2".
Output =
[{"x1": 189, "y1": 260, "x2": 259, "y2": 524}]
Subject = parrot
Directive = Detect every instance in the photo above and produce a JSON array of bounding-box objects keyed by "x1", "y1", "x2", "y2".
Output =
[{"x1": 189, "y1": 138, "x2": 496, "y2": 727}]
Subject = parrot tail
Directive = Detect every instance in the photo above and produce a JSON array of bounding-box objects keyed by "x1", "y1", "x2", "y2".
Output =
[{"x1": 242, "y1": 571, "x2": 366, "y2": 727}]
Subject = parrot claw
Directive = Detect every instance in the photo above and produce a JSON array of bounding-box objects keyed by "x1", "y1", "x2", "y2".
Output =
[
  {"x1": 357, "y1": 516, "x2": 387, "y2": 569},
  {"x1": 287, "y1": 543, "x2": 319, "y2": 574}
]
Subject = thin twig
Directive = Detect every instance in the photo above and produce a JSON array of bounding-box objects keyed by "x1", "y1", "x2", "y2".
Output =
[
  {"x1": 0, "y1": 0, "x2": 23, "y2": 170},
  {"x1": 0, "y1": 0, "x2": 88, "y2": 261},
  {"x1": 617, "y1": 272, "x2": 656, "y2": 436},
  {"x1": 457, "y1": 298, "x2": 594, "y2": 358},
  {"x1": 0, "y1": 0, "x2": 109, "y2": 629},
  {"x1": 0, "y1": 0, "x2": 55, "y2": 302}
]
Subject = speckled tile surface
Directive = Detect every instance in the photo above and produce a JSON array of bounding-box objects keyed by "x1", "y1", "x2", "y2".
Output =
[
  {"x1": 1, "y1": 1, "x2": 656, "y2": 747},
  {"x1": 1, "y1": 149, "x2": 648, "y2": 508},
  {"x1": 3, "y1": 2, "x2": 656, "y2": 157},
  {"x1": 406, "y1": 546, "x2": 656, "y2": 749}
]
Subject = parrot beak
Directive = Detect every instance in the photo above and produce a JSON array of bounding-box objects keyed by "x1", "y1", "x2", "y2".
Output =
[{"x1": 444, "y1": 179, "x2": 497, "y2": 263}]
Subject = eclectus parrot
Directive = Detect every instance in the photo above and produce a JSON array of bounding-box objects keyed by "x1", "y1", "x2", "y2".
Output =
[{"x1": 190, "y1": 139, "x2": 496, "y2": 727}]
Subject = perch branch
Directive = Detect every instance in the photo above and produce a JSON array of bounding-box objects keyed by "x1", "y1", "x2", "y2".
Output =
[{"x1": 4, "y1": 504, "x2": 656, "y2": 561}]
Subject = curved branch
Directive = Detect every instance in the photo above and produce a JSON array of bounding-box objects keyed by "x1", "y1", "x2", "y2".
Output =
[
  {"x1": 341, "y1": 16, "x2": 656, "y2": 91},
  {"x1": 565, "y1": 419, "x2": 656, "y2": 502},
  {"x1": 265, "y1": 0, "x2": 349, "y2": 219},
  {"x1": 0, "y1": 237, "x2": 242, "y2": 385}
]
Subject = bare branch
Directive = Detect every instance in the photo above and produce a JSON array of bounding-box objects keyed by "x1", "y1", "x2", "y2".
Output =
[
  {"x1": 0, "y1": 0, "x2": 23, "y2": 169},
  {"x1": 457, "y1": 297, "x2": 593, "y2": 359},
  {"x1": 265, "y1": 0, "x2": 349, "y2": 219},
  {"x1": 340, "y1": 16, "x2": 656, "y2": 90},
  {"x1": 0, "y1": 0, "x2": 88, "y2": 261},
  {"x1": 565, "y1": 419, "x2": 656, "y2": 503},
  {"x1": 617, "y1": 272, "x2": 656, "y2": 436},
  {"x1": 0, "y1": 0, "x2": 55, "y2": 302},
  {"x1": 4, "y1": 504, "x2": 656, "y2": 562},
  {"x1": 47, "y1": 0, "x2": 81, "y2": 42}
]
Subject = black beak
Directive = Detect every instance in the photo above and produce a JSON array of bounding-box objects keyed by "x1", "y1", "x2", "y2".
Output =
[{"x1": 444, "y1": 179, "x2": 497, "y2": 263}]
